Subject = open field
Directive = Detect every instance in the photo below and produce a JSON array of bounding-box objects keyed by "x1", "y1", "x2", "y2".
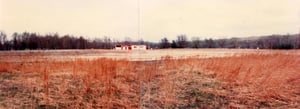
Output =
[
  {"x1": 1, "y1": 49, "x2": 299, "y2": 62},
  {"x1": 0, "y1": 49, "x2": 299, "y2": 108}
]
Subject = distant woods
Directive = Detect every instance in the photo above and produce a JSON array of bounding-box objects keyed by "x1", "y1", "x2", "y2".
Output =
[
  {"x1": 0, "y1": 31, "x2": 300, "y2": 50},
  {"x1": 160, "y1": 34, "x2": 300, "y2": 49},
  {"x1": 0, "y1": 32, "x2": 153, "y2": 50}
]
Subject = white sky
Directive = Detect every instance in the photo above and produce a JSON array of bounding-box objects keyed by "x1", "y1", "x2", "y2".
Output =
[{"x1": 1, "y1": 0, "x2": 300, "y2": 42}]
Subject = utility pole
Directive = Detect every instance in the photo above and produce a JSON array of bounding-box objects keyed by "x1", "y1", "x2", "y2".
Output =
[{"x1": 137, "y1": 0, "x2": 140, "y2": 40}]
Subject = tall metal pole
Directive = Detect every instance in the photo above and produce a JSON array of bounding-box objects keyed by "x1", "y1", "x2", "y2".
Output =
[{"x1": 137, "y1": 0, "x2": 140, "y2": 40}]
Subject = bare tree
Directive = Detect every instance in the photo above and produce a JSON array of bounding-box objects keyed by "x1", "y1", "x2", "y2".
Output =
[
  {"x1": 204, "y1": 38, "x2": 216, "y2": 48},
  {"x1": 176, "y1": 34, "x2": 188, "y2": 48},
  {"x1": 295, "y1": 29, "x2": 300, "y2": 49},
  {"x1": 103, "y1": 36, "x2": 112, "y2": 49},
  {"x1": 191, "y1": 37, "x2": 200, "y2": 48},
  {"x1": 217, "y1": 39, "x2": 226, "y2": 48},
  {"x1": 0, "y1": 31, "x2": 7, "y2": 50},
  {"x1": 160, "y1": 37, "x2": 170, "y2": 48}
]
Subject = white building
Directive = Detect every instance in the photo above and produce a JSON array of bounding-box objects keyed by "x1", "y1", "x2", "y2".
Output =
[
  {"x1": 115, "y1": 44, "x2": 148, "y2": 50},
  {"x1": 115, "y1": 44, "x2": 130, "y2": 50}
]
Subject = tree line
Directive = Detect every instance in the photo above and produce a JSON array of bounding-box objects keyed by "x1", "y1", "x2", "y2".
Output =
[
  {"x1": 0, "y1": 31, "x2": 299, "y2": 50},
  {"x1": 0, "y1": 32, "x2": 145, "y2": 50},
  {"x1": 159, "y1": 34, "x2": 300, "y2": 49}
]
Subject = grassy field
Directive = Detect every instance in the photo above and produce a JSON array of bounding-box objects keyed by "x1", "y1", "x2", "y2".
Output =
[
  {"x1": 0, "y1": 49, "x2": 299, "y2": 108},
  {"x1": 1, "y1": 49, "x2": 296, "y2": 62}
]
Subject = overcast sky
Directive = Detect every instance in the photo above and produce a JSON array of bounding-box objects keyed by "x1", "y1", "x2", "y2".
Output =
[{"x1": 1, "y1": 0, "x2": 300, "y2": 42}]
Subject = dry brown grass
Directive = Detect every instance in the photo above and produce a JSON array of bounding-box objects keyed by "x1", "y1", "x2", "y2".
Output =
[
  {"x1": 187, "y1": 53, "x2": 300, "y2": 107},
  {"x1": 0, "y1": 51, "x2": 299, "y2": 108}
]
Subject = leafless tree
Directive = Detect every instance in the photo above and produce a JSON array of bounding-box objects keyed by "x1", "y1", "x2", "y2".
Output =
[
  {"x1": 159, "y1": 37, "x2": 170, "y2": 48},
  {"x1": 176, "y1": 34, "x2": 188, "y2": 48},
  {"x1": 191, "y1": 37, "x2": 201, "y2": 48}
]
